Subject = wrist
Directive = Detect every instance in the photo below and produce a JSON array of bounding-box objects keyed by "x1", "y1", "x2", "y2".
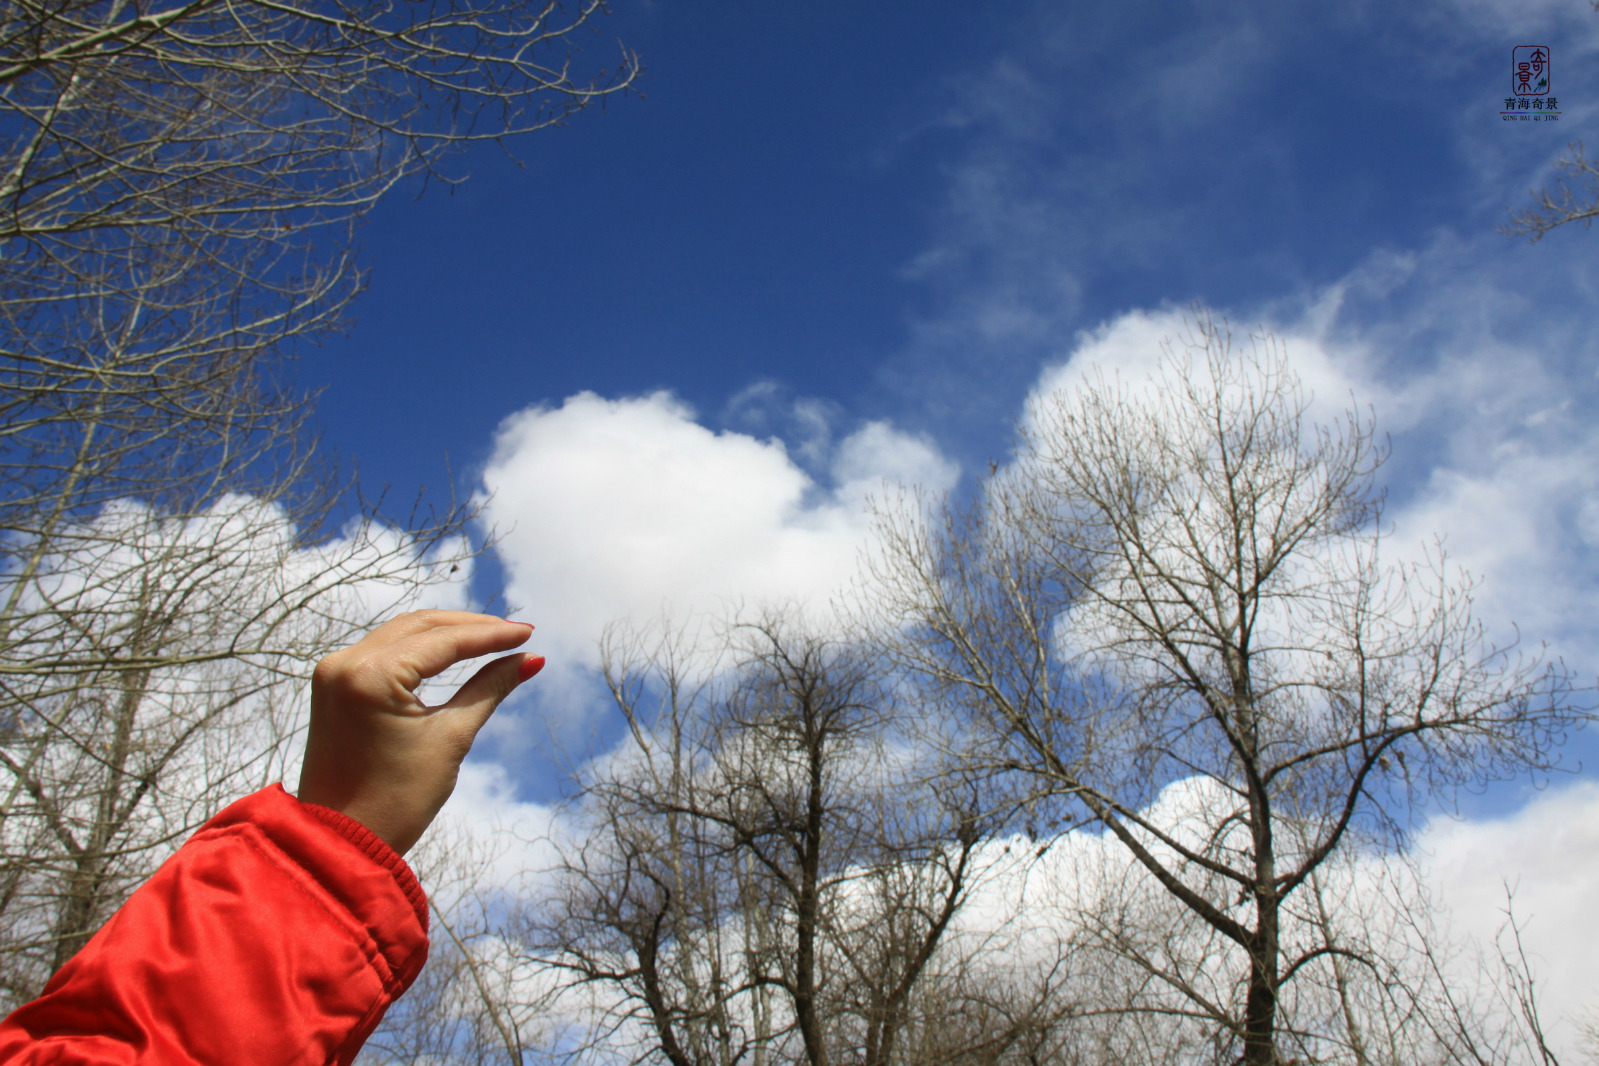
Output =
[{"x1": 293, "y1": 785, "x2": 410, "y2": 857}]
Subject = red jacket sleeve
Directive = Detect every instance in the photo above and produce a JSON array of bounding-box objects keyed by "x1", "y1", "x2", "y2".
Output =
[{"x1": 0, "y1": 784, "x2": 430, "y2": 1066}]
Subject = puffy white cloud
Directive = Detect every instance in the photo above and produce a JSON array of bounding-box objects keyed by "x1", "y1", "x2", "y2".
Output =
[
  {"x1": 477, "y1": 390, "x2": 959, "y2": 674},
  {"x1": 832, "y1": 418, "x2": 961, "y2": 511},
  {"x1": 1031, "y1": 304, "x2": 1383, "y2": 434},
  {"x1": 1027, "y1": 256, "x2": 1599, "y2": 668},
  {"x1": 1392, "y1": 448, "x2": 1599, "y2": 660}
]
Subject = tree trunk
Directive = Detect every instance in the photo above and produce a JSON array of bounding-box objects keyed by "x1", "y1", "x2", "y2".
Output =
[
  {"x1": 49, "y1": 657, "x2": 150, "y2": 975},
  {"x1": 1240, "y1": 895, "x2": 1281, "y2": 1066},
  {"x1": 793, "y1": 702, "x2": 830, "y2": 1066}
]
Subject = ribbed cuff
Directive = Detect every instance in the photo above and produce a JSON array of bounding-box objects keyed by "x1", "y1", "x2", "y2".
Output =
[{"x1": 286, "y1": 787, "x2": 430, "y2": 936}]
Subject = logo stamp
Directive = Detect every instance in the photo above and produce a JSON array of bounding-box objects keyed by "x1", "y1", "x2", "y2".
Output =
[
  {"x1": 1513, "y1": 46, "x2": 1549, "y2": 95},
  {"x1": 1503, "y1": 47, "x2": 1558, "y2": 121}
]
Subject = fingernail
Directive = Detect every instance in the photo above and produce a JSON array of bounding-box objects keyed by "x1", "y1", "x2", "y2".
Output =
[
  {"x1": 517, "y1": 656, "x2": 546, "y2": 682},
  {"x1": 508, "y1": 620, "x2": 535, "y2": 630}
]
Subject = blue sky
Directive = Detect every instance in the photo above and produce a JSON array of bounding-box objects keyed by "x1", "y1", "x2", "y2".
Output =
[
  {"x1": 316, "y1": 0, "x2": 1588, "y2": 485},
  {"x1": 294, "y1": 1, "x2": 1599, "y2": 1041},
  {"x1": 317, "y1": 0, "x2": 1597, "y2": 727}
]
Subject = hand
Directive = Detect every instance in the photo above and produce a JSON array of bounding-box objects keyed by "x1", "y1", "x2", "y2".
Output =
[{"x1": 296, "y1": 610, "x2": 544, "y2": 856}]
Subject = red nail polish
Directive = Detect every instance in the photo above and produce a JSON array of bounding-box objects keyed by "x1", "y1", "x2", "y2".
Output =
[{"x1": 517, "y1": 656, "x2": 546, "y2": 682}]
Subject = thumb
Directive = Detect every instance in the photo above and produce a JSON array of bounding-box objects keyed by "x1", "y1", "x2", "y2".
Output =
[{"x1": 441, "y1": 652, "x2": 545, "y2": 740}]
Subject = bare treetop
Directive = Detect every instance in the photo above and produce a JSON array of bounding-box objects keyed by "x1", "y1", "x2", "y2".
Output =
[{"x1": 861, "y1": 311, "x2": 1588, "y2": 1066}]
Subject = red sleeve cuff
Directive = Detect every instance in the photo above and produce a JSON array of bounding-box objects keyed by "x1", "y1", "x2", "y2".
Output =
[{"x1": 290, "y1": 788, "x2": 430, "y2": 937}]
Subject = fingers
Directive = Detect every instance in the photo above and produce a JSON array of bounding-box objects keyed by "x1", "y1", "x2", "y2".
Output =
[
  {"x1": 313, "y1": 610, "x2": 542, "y2": 746},
  {"x1": 325, "y1": 611, "x2": 533, "y2": 694}
]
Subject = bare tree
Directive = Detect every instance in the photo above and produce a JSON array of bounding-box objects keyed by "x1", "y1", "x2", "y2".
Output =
[
  {"x1": 884, "y1": 889, "x2": 1101, "y2": 1066},
  {"x1": 0, "y1": 0, "x2": 638, "y2": 654},
  {"x1": 0, "y1": 0, "x2": 638, "y2": 527},
  {"x1": 0, "y1": 472, "x2": 475, "y2": 1005},
  {"x1": 0, "y1": 0, "x2": 635, "y2": 237},
  {"x1": 0, "y1": 199, "x2": 490, "y2": 994},
  {"x1": 0, "y1": 0, "x2": 639, "y2": 638},
  {"x1": 527, "y1": 610, "x2": 990, "y2": 1066},
  {"x1": 0, "y1": 263, "x2": 484, "y2": 1001},
  {"x1": 0, "y1": 0, "x2": 637, "y2": 1007},
  {"x1": 1055, "y1": 823, "x2": 1566, "y2": 1065},
  {"x1": 860, "y1": 313, "x2": 1587, "y2": 1066}
]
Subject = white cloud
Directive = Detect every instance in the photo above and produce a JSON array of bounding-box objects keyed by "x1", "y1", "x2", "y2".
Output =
[
  {"x1": 832, "y1": 418, "x2": 960, "y2": 511},
  {"x1": 1417, "y1": 779, "x2": 1599, "y2": 1054},
  {"x1": 1392, "y1": 449, "x2": 1599, "y2": 659},
  {"x1": 477, "y1": 391, "x2": 959, "y2": 675},
  {"x1": 1031, "y1": 304, "x2": 1385, "y2": 441}
]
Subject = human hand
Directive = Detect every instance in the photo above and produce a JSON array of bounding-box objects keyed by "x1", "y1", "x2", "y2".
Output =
[{"x1": 296, "y1": 610, "x2": 545, "y2": 856}]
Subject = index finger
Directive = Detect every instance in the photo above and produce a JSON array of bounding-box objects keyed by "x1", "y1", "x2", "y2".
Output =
[
  {"x1": 382, "y1": 619, "x2": 537, "y2": 687},
  {"x1": 347, "y1": 610, "x2": 531, "y2": 658}
]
